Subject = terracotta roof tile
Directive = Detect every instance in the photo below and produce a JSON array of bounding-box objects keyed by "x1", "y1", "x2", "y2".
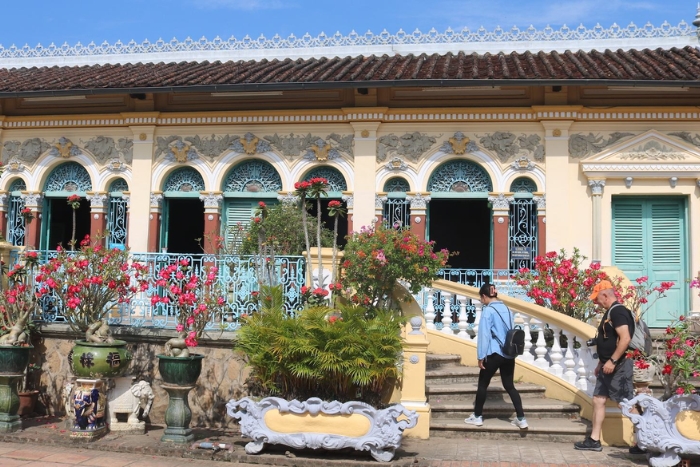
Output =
[{"x1": 0, "y1": 46, "x2": 698, "y2": 95}]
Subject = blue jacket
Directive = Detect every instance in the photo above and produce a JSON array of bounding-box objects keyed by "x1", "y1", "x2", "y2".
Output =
[{"x1": 477, "y1": 300, "x2": 515, "y2": 360}]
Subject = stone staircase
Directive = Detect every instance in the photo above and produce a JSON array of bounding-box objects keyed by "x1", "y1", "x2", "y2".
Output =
[{"x1": 427, "y1": 353, "x2": 591, "y2": 441}]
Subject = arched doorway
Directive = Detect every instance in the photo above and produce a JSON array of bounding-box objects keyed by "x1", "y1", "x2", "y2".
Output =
[
  {"x1": 161, "y1": 167, "x2": 205, "y2": 254},
  {"x1": 300, "y1": 166, "x2": 348, "y2": 248},
  {"x1": 107, "y1": 178, "x2": 129, "y2": 249},
  {"x1": 427, "y1": 160, "x2": 493, "y2": 270},
  {"x1": 41, "y1": 162, "x2": 92, "y2": 250},
  {"x1": 383, "y1": 177, "x2": 411, "y2": 229},
  {"x1": 508, "y1": 176, "x2": 538, "y2": 270},
  {"x1": 6, "y1": 178, "x2": 27, "y2": 246}
]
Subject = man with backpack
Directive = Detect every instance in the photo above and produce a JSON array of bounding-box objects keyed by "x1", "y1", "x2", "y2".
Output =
[
  {"x1": 464, "y1": 283, "x2": 528, "y2": 429},
  {"x1": 574, "y1": 280, "x2": 635, "y2": 452}
]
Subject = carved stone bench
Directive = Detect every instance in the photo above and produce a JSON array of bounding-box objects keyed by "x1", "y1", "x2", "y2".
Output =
[
  {"x1": 621, "y1": 393, "x2": 700, "y2": 467},
  {"x1": 227, "y1": 397, "x2": 418, "y2": 462}
]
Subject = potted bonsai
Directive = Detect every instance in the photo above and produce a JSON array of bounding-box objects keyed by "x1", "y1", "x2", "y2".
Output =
[{"x1": 34, "y1": 234, "x2": 149, "y2": 378}]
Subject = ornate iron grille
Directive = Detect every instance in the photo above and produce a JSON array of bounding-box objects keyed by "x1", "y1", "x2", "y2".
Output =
[
  {"x1": 107, "y1": 196, "x2": 128, "y2": 247},
  {"x1": 163, "y1": 167, "x2": 205, "y2": 192},
  {"x1": 509, "y1": 198, "x2": 538, "y2": 270},
  {"x1": 427, "y1": 160, "x2": 492, "y2": 192},
  {"x1": 6, "y1": 195, "x2": 25, "y2": 246},
  {"x1": 383, "y1": 199, "x2": 411, "y2": 229},
  {"x1": 44, "y1": 162, "x2": 92, "y2": 192},
  {"x1": 109, "y1": 178, "x2": 129, "y2": 192},
  {"x1": 302, "y1": 167, "x2": 347, "y2": 191},
  {"x1": 510, "y1": 177, "x2": 537, "y2": 193},
  {"x1": 384, "y1": 177, "x2": 410, "y2": 192},
  {"x1": 224, "y1": 160, "x2": 282, "y2": 192}
]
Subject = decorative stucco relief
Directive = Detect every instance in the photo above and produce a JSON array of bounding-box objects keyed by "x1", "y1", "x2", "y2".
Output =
[
  {"x1": 377, "y1": 132, "x2": 438, "y2": 163},
  {"x1": 619, "y1": 140, "x2": 687, "y2": 161},
  {"x1": 155, "y1": 136, "x2": 199, "y2": 163},
  {"x1": 82, "y1": 136, "x2": 134, "y2": 165},
  {"x1": 669, "y1": 131, "x2": 700, "y2": 148},
  {"x1": 2, "y1": 138, "x2": 51, "y2": 166},
  {"x1": 478, "y1": 132, "x2": 544, "y2": 162},
  {"x1": 568, "y1": 132, "x2": 634, "y2": 159},
  {"x1": 264, "y1": 133, "x2": 353, "y2": 161},
  {"x1": 440, "y1": 132, "x2": 478, "y2": 155},
  {"x1": 230, "y1": 133, "x2": 272, "y2": 155}
]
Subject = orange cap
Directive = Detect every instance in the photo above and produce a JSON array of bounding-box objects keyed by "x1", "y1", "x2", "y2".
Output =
[{"x1": 589, "y1": 280, "x2": 613, "y2": 300}]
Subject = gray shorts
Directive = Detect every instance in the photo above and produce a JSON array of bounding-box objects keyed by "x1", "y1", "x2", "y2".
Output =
[{"x1": 593, "y1": 358, "x2": 634, "y2": 403}]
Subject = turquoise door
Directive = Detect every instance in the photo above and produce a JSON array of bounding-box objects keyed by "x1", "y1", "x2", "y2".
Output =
[{"x1": 612, "y1": 197, "x2": 688, "y2": 327}]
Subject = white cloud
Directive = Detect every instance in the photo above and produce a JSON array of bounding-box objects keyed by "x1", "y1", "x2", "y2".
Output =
[{"x1": 191, "y1": 0, "x2": 290, "y2": 10}]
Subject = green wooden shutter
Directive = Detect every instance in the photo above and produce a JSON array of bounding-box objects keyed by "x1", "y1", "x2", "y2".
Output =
[
  {"x1": 223, "y1": 199, "x2": 278, "y2": 247},
  {"x1": 612, "y1": 201, "x2": 645, "y2": 279}
]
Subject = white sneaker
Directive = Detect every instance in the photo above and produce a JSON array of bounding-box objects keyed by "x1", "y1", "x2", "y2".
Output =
[
  {"x1": 511, "y1": 417, "x2": 528, "y2": 429},
  {"x1": 464, "y1": 414, "x2": 483, "y2": 426}
]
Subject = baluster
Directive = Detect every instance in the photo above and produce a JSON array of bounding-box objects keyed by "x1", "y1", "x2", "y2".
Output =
[
  {"x1": 533, "y1": 320, "x2": 549, "y2": 370},
  {"x1": 585, "y1": 348, "x2": 598, "y2": 393},
  {"x1": 424, "y1": 289, "x2": 436, "y2": 330},
  {"x1": 472, "y1": 298, "x2": 482, "y2": 341},
  {"x1": 457, "y1": 296, "x2": 469, "y2": 339},
  {"x1": 441, "y1": 292, "x2": 453, "y2": 335},
  {"x1": 548, "y1": 325, "x2": 563, "y2": 378},
  {"x1": 520, "y1": 315, "x2": 534, "y2": 364},
  {"x1": 562, "y1": 331, "x2": 578, "y2": 385},
  {"x1": 576, "y1": 349, "x2": 589, "y2": 393}
]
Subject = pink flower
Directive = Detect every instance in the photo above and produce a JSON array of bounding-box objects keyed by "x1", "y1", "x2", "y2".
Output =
[{"x1": 176, "y1": 324, "x2": 184, "y2": 332}]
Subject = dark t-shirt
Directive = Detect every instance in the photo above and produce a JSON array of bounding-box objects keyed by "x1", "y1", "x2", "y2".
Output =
[{"x1": 595, "y1": 302, "x2": 635, "y2": 363}]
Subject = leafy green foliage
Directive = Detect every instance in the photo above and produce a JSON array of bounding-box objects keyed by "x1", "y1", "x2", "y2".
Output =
[{"x1": 234, "y1": 285, "x2": 403, "y2": 405}]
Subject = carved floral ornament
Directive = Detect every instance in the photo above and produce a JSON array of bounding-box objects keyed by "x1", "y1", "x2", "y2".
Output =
[
  {"x1": 478, "y1": 132, "x2": 544, "y2": 163},
  {"x1": 199, "y1": 192, "x2": 223, "y2": 209},
  {"x1": 377, "y1": 132, "x2": 438, "y2": 163},
  {"x1": 1, "y1": 136, "x2": 133, "y2": 169},
  {"x1": 488, "y1": 193, "x2": 513, "y2": 210}
]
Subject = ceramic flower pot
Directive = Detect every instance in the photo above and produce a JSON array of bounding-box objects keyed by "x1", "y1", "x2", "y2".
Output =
[
  {"x1": 17, "y1": 390, "x2": 39, "y2": 417},
  {"x1": 157, "y1": 354, "x2": 204, "y2": 386},
  {"x1": 0, "y1": 345, "x2": 32, "y2": 374},
  {"x1": 71, "y1": 340, "x2": 132, "y2": 378}
]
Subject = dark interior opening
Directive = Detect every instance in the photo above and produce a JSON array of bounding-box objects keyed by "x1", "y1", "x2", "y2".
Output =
[
  {"x1": 45, "y1": 197, "x2": 91, "y2": 250},
  {"x1": 428, "y1": 199, "x2": 491, "y2": 269},
  {"x1": 307, "y1": 198, "x2": 348, "y2": 248},
  {"x1": 165, "y1": 198, "x2": 205, "y2": 254}
]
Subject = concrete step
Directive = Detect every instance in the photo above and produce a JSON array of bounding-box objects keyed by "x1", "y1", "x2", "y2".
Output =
[
  {"x1": 430, "y1": 417, "x2": 590, "y2": 442},
  {"x1": 430, "y1": 398, "x2": 581, "y2": 420},
  {"x1": 426, "y1": 382, "x2": 547, "y2": 401},
  {"x1": 426, "y1": 353, "x2": 461, "y2": 370},
  {"x1": 426, "y1": 365, "x2": 486, "y2": 384}
]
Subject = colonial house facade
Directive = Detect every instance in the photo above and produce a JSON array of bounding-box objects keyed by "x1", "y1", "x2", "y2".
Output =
[{"x1": 1, "y1": 9, "x2": 700, "y2": 327}]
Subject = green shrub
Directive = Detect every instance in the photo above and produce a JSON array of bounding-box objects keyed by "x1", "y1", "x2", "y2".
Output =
[{"x1": 234, "y1": 285, "x2": 403, "y2": 406}]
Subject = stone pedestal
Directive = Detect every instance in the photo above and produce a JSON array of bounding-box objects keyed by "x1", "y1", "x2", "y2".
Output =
[
  {"x1": 70, "y1": 378, "x2": 107, "y2": 440},
  {"x1": 161, "y1": 384, "x2": 195, "y2": 443},
  {"x1": 0, "y1": 373, "x2": 24, "y2": 432}
]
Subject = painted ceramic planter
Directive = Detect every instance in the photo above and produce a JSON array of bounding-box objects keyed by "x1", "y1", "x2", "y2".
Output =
[
  {"x1": 0, "y1": 345, "x2": 32, "y2": 374},
  {"x1": 71, "y1": 340, "x2": 132, "y2": 378},
  {"x1": 227, "y1": 397, "x2": 418, "y2": 462},
  {"x1": 157, "y1": 354, "x2": 204, "y2": 386}
]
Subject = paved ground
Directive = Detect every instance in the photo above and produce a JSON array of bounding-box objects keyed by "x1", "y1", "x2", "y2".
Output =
[{"x1": 0, "y1": 415, "x2": 665, "y2": 467}]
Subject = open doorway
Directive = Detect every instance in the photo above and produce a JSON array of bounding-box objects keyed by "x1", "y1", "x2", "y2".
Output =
[
  {"x1": 43, "y1": 197, "x2": 91, "y2": 250},
  {"x1": 307, "y1": 198, "x2": 348, "y2": 248},
  {"x1": 428, "y1": 199, "x2": 491, "y2": 269},
  {"x1": 164, "y1": 199, "x2": 204, "y2": 254}
]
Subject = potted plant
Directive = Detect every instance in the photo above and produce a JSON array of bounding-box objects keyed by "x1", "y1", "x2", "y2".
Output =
[
  {"x1": 17, "y1": 363, "x2": 41, "y2": 417},
  {"x1": 34, "y1": 234, "x2": 149, "y2": 378}
]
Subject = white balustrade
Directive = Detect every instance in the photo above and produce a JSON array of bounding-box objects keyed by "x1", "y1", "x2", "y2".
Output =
[
  {"x1": 424, "y1": 290, "x2": 436, "y2": 330},
  {"x1": 441, "y1": 293, "x2": 453, "y2": 335},
  {"x1": 548, "y1": 325, "x2": 564, "y2": 378},
  {"x1": 520, "y1": 315, "x2": 535, "y2": 364},
  {"x1": 472, "y1": 299, "x2": 482, "y2": 340},
  {"x1": 576, "y1": 351, "x2": 589, "y2": 393},
  {"x1": 456, "y1": 296, "x2": 469, "y2": 339},
  {"x1": 562, "y1": 331, "x2": 578, "y2": 386},
  {"x1": 532, "y1": 320, "x2": 549, "y2": 370}
]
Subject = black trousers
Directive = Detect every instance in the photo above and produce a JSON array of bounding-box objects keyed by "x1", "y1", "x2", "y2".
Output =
[{"x1": 474, "y1": 352, "x2": 525, "y2": 418}]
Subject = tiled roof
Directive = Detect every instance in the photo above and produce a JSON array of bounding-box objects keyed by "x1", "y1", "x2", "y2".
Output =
[{"x1": 1, "y1": 46, "x2": 699, "y2": 95}]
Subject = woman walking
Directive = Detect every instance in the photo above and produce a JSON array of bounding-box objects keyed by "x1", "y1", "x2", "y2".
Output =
[{"x1": 464, "y1": 283, "x2": 528, "y2": 429}]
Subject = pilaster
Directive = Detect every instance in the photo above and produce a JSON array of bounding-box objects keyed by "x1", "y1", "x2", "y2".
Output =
[
  {"x1": 86, "y1": 192, "x2": 108, "y2": 242},
  {"x1": 587, "y1": 179, "x2": 606, "y2": 264},
  {"x1": 375, "y1": 192, "x2": 387, "y2": 226},
  {"x1": 21, "y1": 192, "x2": 42, "y2": 249},
  {"x1": 406, "y1": 192, "x2": 430, "y2": 240},
  {"x1": 349, "y1": 121, "x2": 380, "y2": 230},
  {"x1": 148, "y1": 192, "x2": 163, "y2": 252},
  {"x1": 342, "y1": 192, "x2": 354, "y2": 233},
  {"x1": 199, "y1": 192, "x2": 223, "y2": 254},
  {"x1": 0, "y1": 192, "x2": 8, "y2": 241},
  {"x1": 532, "y1": 193, "x2": 546, "y2": 257},
  {"x1": 489, "y1": 192, "x2": 514, "y2": 270},
  {"x1": 127, "y1": 125, "x2": 156, "y2": 251}
]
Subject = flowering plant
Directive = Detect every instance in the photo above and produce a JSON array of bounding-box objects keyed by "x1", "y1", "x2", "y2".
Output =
[
  {"x1": 342, "y1": 224, "x2": 450, "y2": 311},
  {"x1": 619, "y1": 276, "x2": 674, "y2": 320},
  {"x1": 294, "y1": 177, "x2": 330, "y2": 284},
  {"x1": 67, "y1": 194, "x2": 82, "y2": 250},
  {"x1": 299, "y1": 284, "x2": 331, "y2": 307},
  {"x1": 67, "y1": 194, "x2": 81, "y2": 210},
  {"x1": 20, "y1": 207, "x2": 34, "y2": 224},
  {"x1": 150, "y1": 258, "x2": 228, "y2": 357},
  {"x1": 35, "y1": 235, "x2": 149, "y2": 340},
  {"x1": 0, "y1": 251, "x2": 41, "y2": 346},
  {"x1": 512, "y1": 248, "x2": 613, "y2": 322}
]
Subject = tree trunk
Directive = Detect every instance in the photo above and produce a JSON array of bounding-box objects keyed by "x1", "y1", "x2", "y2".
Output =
[
  {"x1": 316, "y1": 196, "x2": 323, "y2": 288},
  {"x1": 300, "y1": 196, "x2": 313, "y2": 286},
  {"x1": 71, "y1": 209, "x2": 77, "y2": 251}
]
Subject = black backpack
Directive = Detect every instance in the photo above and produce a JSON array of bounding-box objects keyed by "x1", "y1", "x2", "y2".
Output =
[{"x1": 489, "y1": 305, "x2": 526, "y2": 357}]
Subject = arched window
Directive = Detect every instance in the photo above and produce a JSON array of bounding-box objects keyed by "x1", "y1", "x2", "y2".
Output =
[
  {"x1": 44, "y1": 162, "x2": 92, "y2": 192},
  {"x1": 383, "y1": 177, "x2": 410, "y2": 193},
  {"x1": 107, "y1": 178, "x2": 129, "y2": 248},
  {"x1": 223, "y1": 160, "x2": 282, "y2": 193},
  {"x1": 301, "y1": 167, "x2": 347, "y2": 192},
  {"x1": 163, "y1": 168, "x2": 205, "y2": 192},
  {"x1": 109, "y1": 178, "x2": 129, "y2": 192},
  {"x1": 427, "y1": 160, "x2": 492, "y2": 192},
  {"x1": 510, "y1": 177, "x2": 537, "y2": 194}
]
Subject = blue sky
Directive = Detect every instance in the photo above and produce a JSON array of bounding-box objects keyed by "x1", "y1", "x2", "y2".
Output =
[{"x1": 0, "y1": 0, "x2": 691, "y2": 47}]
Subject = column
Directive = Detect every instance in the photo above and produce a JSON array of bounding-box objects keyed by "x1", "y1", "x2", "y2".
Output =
[
  {"x1": 0, "y1": 192, "x2": 8, "y2": 240},
  {"x1": 148, "y1": 192, "x2": 163, "y2": 252},
  {"x1": 86, "y1": 192, "x2": 108, "y2": 243},
  {"x1": 374, "y1": 192, "x2": 387, "y2": 225},
  {"x1": 127, "y1": 123, "x2": 157, "y2": 251},
  {"x1": 588, "y1": 179, "x2": 605, "y2": 264},
  {"x1": 341, "y1": 192, "x2": 354, "y2": 233},
  {"x1": 21, "y1": 192, "x2": 42, "y2": 250},
  {"x1": 199, "y1": 192, "x2": 223, "y2": 255},
  {"x1": 349, "y1": 122, "x2": 380, "y2": 230},
  {"x1": 406, "y1": 192, "x2": 430, "y2": 240},
  {"x1": 541, "y1": 121, "x2": 574, "y2": 253},
  {"x1": 533, "y1": 193, "x2": 546, "y2": 257},
  {"x1": 400, "y1": 316, "x2": 430, "y2": 439},
  {"x1": 489, "y1": 192, "x2": 513, "y2": 270}
]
